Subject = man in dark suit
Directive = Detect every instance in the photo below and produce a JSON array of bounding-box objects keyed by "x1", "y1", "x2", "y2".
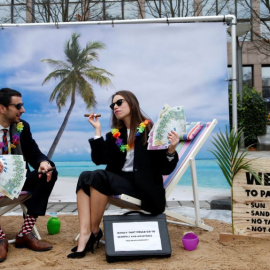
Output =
[{"x1": 0, "y1": 88, "x2": 58, "y2": 263}]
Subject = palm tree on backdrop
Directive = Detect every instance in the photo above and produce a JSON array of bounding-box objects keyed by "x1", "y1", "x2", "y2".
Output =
[{"x1": 41, "y1": 32, "x2": 113, "y2": 159}]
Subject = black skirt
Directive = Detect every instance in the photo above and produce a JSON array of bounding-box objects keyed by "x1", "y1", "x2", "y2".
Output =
[{"x1": 76, "y1": 169, "x2": 141, "y2": 199}]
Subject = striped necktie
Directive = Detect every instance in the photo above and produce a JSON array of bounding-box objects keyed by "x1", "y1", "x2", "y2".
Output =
[{"x1": 2, "y1": 129, "x2": 8, "y2": 155}]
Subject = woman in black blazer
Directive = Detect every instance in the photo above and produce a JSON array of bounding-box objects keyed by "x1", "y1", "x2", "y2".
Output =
[{"x1": 68, "y1": 90, "x2": 179, "y2": 259}]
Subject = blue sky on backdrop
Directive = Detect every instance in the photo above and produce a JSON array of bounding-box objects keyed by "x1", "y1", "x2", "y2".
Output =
[{"x1": 0, "y1": 22, "x2": 229, "y2": 161}]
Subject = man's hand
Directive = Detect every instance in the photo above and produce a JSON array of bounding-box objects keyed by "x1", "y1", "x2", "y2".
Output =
[{"x1": 38, "y1": 161, "x2": 53, "y2": 182}]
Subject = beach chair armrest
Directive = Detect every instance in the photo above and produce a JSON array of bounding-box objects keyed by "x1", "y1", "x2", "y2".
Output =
[{"x1": 120, "y1": 194, "x2": 142, "y2": 206}]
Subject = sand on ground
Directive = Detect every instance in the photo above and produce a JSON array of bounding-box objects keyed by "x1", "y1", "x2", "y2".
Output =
[{"x1": 1, "y1": 215, "x2": 269, "y2": 270}]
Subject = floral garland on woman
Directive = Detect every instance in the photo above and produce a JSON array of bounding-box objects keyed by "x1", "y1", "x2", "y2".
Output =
[{"x1": 111, "y1": 120, "x2": 150, "y2": 153}]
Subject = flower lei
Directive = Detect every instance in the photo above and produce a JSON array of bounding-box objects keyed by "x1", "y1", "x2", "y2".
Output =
[
  {"x1": 0, "y1": 122, "x2": 24, "y2": 152},
  {"x1": 111, "y1": 120, "x2": 150, "y2": 153}
]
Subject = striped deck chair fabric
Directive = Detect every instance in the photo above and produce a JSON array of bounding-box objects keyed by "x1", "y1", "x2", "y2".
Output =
[{"x1": 164, "y1": 121, "x2": 213, "y2": 199}]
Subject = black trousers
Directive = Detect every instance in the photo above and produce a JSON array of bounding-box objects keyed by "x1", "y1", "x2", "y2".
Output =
[{"x1": 22, "y1": 169, "x2": 58, "y2": 217}]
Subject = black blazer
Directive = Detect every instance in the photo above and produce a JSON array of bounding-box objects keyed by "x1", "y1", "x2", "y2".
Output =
[
  {"x1": 10, "y1": 119, "x2": 52, "y2": 174},
  {"x1": 90, "y1": 127, "x2": 179, "y2": 214}
]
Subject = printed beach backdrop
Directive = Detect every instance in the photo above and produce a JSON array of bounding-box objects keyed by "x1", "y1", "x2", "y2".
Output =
[{"x1": 0, "y1": 21, "x2": 230, "y2": 200}]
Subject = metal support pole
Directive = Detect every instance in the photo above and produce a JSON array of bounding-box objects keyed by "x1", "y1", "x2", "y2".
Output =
[
  {"x1": 237, "y1": 46, "x2": 243, "y2": 102},
  {"x1": 229, "y1": 15, "x2": 238, "y2": 131}
]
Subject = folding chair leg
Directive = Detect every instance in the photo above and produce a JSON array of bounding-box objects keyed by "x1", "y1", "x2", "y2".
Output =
[
  {"x1": 0, "y1": 204, "x2": 18, "y2": 216},
  {"x1": 190, "y1": 157, "x2": 202, "y2": 227},
  {"x1": 165, "y1": 210, "x2": 213, "y2": 231},
  {"x1": 164, "y1": 158, "x2": 213, "y2": 231},
  {"x1": 32, "y1": 225, "x2": 41, "y2": 240}
]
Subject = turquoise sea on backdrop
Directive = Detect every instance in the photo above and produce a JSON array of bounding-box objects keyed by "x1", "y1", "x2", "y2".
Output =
[{"x1": 55, "y1": 160, "x2": 230, "y2": 189}]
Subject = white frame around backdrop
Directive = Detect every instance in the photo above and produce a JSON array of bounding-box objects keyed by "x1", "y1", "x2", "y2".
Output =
[{"x1": 1, "y1": 15, "x2": 238, "y2": 129}]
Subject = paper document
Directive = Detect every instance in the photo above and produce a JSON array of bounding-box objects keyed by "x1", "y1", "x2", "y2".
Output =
[{"x1": 113, "y1": 221, "x2": 162, "y2": 251}]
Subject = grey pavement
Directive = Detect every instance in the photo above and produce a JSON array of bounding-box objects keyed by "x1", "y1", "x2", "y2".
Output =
[
  {"x1": 8, "y1": 200, "x2": 233, "y2": 224},
  {"x1": 8, "y1": 200, "x2": 212, "y2": 215}
]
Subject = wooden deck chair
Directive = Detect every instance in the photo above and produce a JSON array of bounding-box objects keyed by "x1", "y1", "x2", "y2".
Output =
[
  {"x1": 0, "y1": 191, "x2": 41, "y2": 243},
  {"x1": 108, "y1": 119, "x2": 218, "y2": 232}
]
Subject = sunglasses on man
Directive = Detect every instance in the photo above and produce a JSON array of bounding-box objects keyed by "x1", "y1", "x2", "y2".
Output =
[
  {"x1": 110, "y1": 99, "x2": 126, "y2": 110},
  {"x1": 9, "y1": 103, "x2": 24, "y2": 110}
]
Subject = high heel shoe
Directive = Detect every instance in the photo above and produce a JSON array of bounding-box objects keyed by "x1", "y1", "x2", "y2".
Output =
[
  {"x1": 70, "y1": 242, "x2": 93, "y2": 253},
  {"x1": 67, "y1": 234, "x2": 95, "y2": 259},
  {"x1": 70, "y1": 234, "x2": 95, "y2": 253},
  {"x1": 67, "y1": 246, "x2": 88, "y2": 259},
  {"x1": 94, "y1": 229, "x2": 103, "y2": 249},
  {"x1": 68, "y1": 229, "x2": 103, "y2": 255},
  {"x1": 70, "y1": 229, "x2": 103, "y2": 254}
]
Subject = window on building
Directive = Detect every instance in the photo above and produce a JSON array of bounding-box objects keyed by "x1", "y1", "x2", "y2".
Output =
[
  {"x1": 262, "y1": 66, "x2": 270, "y2": 97},
  {"x1": 0, "y1": 0, "x2": 26, "y2": 23},
  {"x1": 202, "y1": 0, "x2": 251, "y2": 18},
  {"x1": 227, "y1": 65, "x2": 253, "y2": 88},
  {"x1": 33, "y1": 1, "x2": 71, "y2": 22},
  {"x1": 145, "y1": 0, "x2": 161, "y2": 18},
  {"x1": 145, "y1": 0, "x2": 195, "y2": 19},
  {"x1": 32, "y1": 0, "x2": 87, "y2": 22},
  {"x1": 201, "y1": 0, "x2": 216, "y2": 16},
  {"x1": 260, "y1": 21, "x2": 270, "y2": 41},
  {"x1": 0, "y1": 5, "x2": 12, "y2": 23},
  {"x1": 68, "y1": 2, "x2": 82, "y2": 22},
  {"x1": 89, "y1": 2, "x2": 104, "y2": 21},
  {"x1": 242, "y1": 66, "x2": 253, "y2": 88},
  {"x1": 103, "y1": 0, "x2": 140, "y2": 20},
  {"x1": 125, "y1": 2, "x2": 139, "y2": 19},
  {"x1": 33, "y1": 2, "x2": 51, "y2": 23},
  {"x1": 218, "y1": 0, "x2": 235, "y2": 16},
  {"x1": 105, "y1": 0, "x2": 122, "y2": 20},
  {"x1": 262, "y1": 66, "x2": 270, "y2": 111},
  {"x1": 237, "y1": 0, "x2": 251, "y2": 19},
  {"x1": 202, "y1": 0, "x2": 251, "y2": 41},
  {"x1": 260, "y1": 1, "x2": 270, "y2": 19},
  {"x1": 202, "y1": 0, "x2": 233, "y2": 16}
]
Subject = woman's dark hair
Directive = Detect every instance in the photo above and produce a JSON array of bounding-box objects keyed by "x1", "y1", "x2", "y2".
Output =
[
  {"x1": 0, "y1": 88, "x2": 22, "y2": 107},
  {"x1": 111, "y1": 90, "x2": 152, "y2": 146}
]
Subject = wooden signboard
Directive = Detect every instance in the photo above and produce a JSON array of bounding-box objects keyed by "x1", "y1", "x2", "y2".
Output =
[{"x1": 233, "y1": 157, "x2": 270, "y2": 238}]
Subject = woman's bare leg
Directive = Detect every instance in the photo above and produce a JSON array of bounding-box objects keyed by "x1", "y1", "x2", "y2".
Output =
[
  {"x1": 76, "y1": 189, "x2": 92, "y2": 251},
  {"x1": 90, "y1": 187, "x2": 108, "y2": 235}
]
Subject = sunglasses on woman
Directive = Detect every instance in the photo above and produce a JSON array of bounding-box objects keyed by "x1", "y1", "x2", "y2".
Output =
[{"x1": 110, "y1": 99, "x2": 126, "y2": 110}]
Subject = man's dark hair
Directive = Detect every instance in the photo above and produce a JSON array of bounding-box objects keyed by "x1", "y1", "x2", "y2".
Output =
[{"x1": 0, "y1": 88, "x2": 22, "y2": 107}]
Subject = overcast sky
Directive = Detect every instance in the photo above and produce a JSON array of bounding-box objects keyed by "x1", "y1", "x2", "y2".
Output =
[{"x1": 0, "y1": 22, "x2": 229, "y2": 161}]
